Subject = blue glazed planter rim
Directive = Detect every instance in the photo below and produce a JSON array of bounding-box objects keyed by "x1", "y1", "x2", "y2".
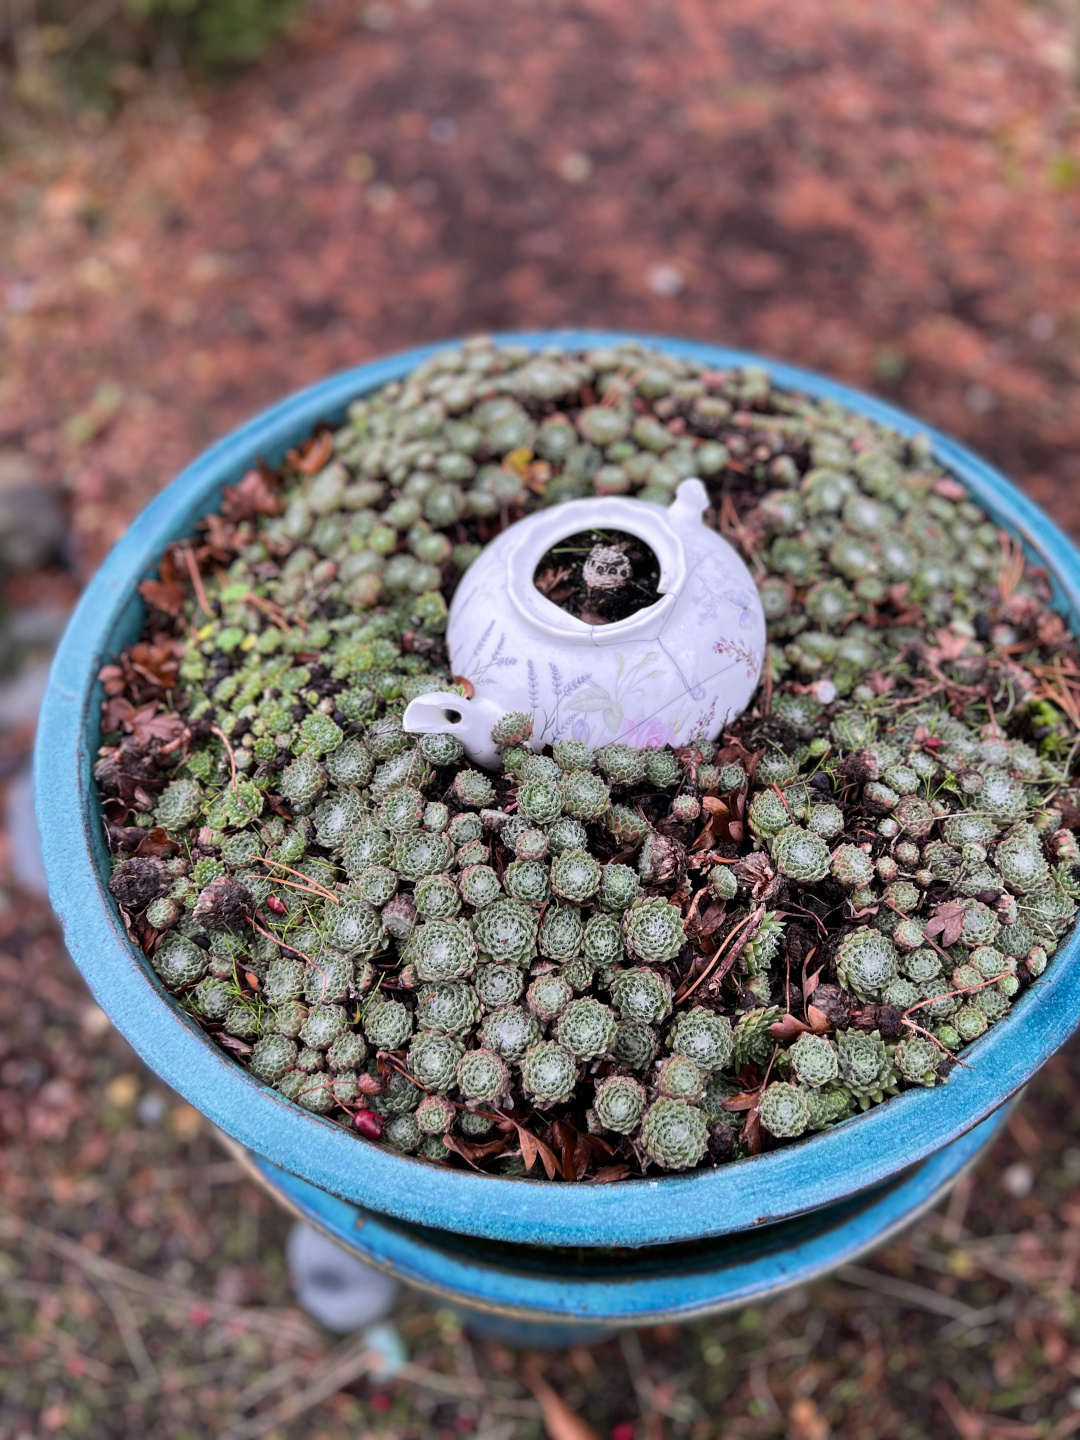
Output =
[
  {"x1": 35, "y1": 330, "x2": 1080, "y2": 1249},
  {"x1": 236, "y1": 1107, "x2": 1008, "y2": 1324}
]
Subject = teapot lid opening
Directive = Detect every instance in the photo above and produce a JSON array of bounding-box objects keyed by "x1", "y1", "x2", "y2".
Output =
[{"x1": 503, "y1": 494, "x2": 689, "y2": 641}]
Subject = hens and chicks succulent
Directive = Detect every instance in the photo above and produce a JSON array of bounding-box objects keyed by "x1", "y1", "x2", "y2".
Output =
[{"x1": 97, "y1": 339, "x2": 1080, "y2": 1178}]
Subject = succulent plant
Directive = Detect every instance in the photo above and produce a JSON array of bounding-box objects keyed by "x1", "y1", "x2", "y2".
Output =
[
  {"x1": 327, "y1": 1030, "x2": 368, "y2": 1071},
  {"x1": 271, "y1": 1000, "x2": 307, "y2": 1038},
  {"x1": 415, "y1": 1094, "x2": 455, "y2": 1135},
  {"x1": 458, "y1": 1110, "x2": 496, "y2": 1137},
  {"x1": 789, "y1": 1032, "x2": 839, "y2": 1088},
  {"x1": 657, "y1": 1054, "x2": 704, "y2": 1102},
  {"x1": 593, "y1": 1074, "x2": 646, "y2": 1134},
  {"x1": 154, "y1": 779, "x2": 205, "y2": 831},
  {"x1": 732, "y1": 1006, "x2": 780, "y2": 1070},
  {"x1": 555, "y1": 997, "x2": 616, "y2": 1059},
  {"x1": 644, "y1": 749, "x2": 682, "y2": 788},
  {"x1": 526, "y1": 970, "x2": 574, "y2": 1022},
  {"x1": 447, "y1": 812, "x2": 483, "y2": 847},
  {"x1": 405, "y1": 918, "x2": 477, "y2": 982},
  {"x1": 347, "y1": 864, "x2": 394, "y2": 909},
  {"x1": 669, "y1": 1006, "x2": 733, "y2": 1072},
  {"x1": 363, "y1": 998, "x2": 413, "y2": 1051},
  {"x1": 192, "y1": 977, "x2": 234, "y2": 1021},
  {"x1": 408, "y1": 872, "x2": 457, "y2": 920},
  {"x1": 836, "y1": 1028, "x2": 895, "y2": 1107},
  {"x1": 145, "y1": 897, "x2": 180, "y2": 930},
  {"x1": 491, "y1": 711, "x2": 534, "y2": 747},
  {"x1": 547, "y1": 816, "x2": 589, "y2": 854},
  {"x1": 598, "y1": 744, "x2": 647, "y2": 787},
  {"x1": 708, "y1": 864, "x2": 739, "y2": 901},
  {"x1": 553, "y1": 739, "x2": 595, "y2": 772},
  {"x1": 559, "y1": 771, "x2": 611, "y2": 821},
  {"x1": 278, "y1": 754, "x2": 327, "y2": 808},
  {"x1": 804, "y1": 1084, "x2": 853, "y2": 1131},
  {"x1": 473, "y1": 962, "x2": 524, "y2": 1011},
  {"x1": 299, "y1": 1003, "x2": 348, "y2": 1051},
  {"x1": 603, "y1": 805, "x2": 649, "y2": 850},
  {"x1": 521, "y1": 1041, "x2": 578, "y2": 1105},
  {"x1": 385, "y1": 1112, "x2": 422, "y2": 1151},
  {"x1": 610, "y1": 1019, "x2": 658, "y2": 1070},
  {"x1": 340, "y1": 826, "x2": 393, "y2": 875},
  {"x1": 248, "y1": 1035, "x2": 297, "y2": 1084},
  {"x1": 716, "y1": 761, "x2": 748, "y2": 792},
  {"x1": 322, "y1": 898, "x2": 387, "y2": 961},
  {"x1": 325, "y1": 740, "x2": 376, "y2": 788},
  {"x1": 473, "y1": 898, "x2": 538, "y2": 966},
  {"x1": 742, "y1": 912, "x2": 786, "y2": 974},
  {"x1": 624, "y1": 897, "x2": 684, "y2": 963},
  {"x1": 574, "y1": 914, "x2": 621, "y2": 972},
  {"x1": 417, "y1": 982, "x2": 482, "y2": 1035},
  {"x1": 459, "y1": 864, "x2": 502, "y2": 910},
  {"x1": 521, "y1": 753, "x2": 560, "y2": 783},
  {"x1": 893, "y1": 1034, "x2": 940, "y2": 1085},
  {"x1": 517, "y1": 777, "x2": 562, "y2": 826},
  {"x1": 608, "y1": 966, "x2": 671, "y2": 1024},
  {"x1": 479, "y1": 1004, "x2": 542, "y2": 1062},
  {"x1": 539, "y1": 904, "x2": 583, "y2": 961},
  {"x1": 456, "y1": 1046, "x2": 509, "y2": 1101},
  {"x1": 295, "y1": 1045, "x2": 324, "y2": 1075},
  {"x1": 368, "y1": 1067, "x2": 421, "y2": 1118},
  {"x1": 595, "y1": 867, "x2": 638, "y2": 917},
  {"x1": 452, "y1": 769, "x2": 497, "y2": 809},
  {"x1": 748, "y1": 787, "x2": 794, "y2": 840},
  {"x1": 152, "y1": 934, "x2": 209, "y2": 988},
  {"x1": 758, "y1": 1082, "x2": 812, "y2": 1138},
  {"x1": 408, "y1": 1031, "x2": 466, "y2": 1092},
  {"x1": 551, "y1": 850, "x2": 602, "y2": 904},
  {"x1": 378, "y1": 785, "x2": 426, "y2": 835},
  {"x1": 835, "y1": 929, "x2": 898, "y2": 1001},
  {"x1": 770, "y1": 826, "x2": 831, "y2": 883},
  {"x1": 503, "y1": 859, "x2": 551, "y2": 905},
  {"x1": 640, "y1": 1099, "x2": 708, "y2": 1170},
  {"x1": 304, "y1": 951, "x2": 354, "y2": 1004},
  {"x1": 514, "y1": 827, "x2": 550, "y2": 861}
]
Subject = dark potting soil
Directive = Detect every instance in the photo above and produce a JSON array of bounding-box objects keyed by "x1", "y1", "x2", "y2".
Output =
[{"x1": 533, "y1": 528, "x2": 662, "y2": 624}]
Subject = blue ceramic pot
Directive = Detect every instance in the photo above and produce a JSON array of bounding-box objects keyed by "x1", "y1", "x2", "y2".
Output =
[
  {"x1": 36, "y1": 332, "x2": 1080, "y2": 1252},
  {"x1": 231, "y1": 1108, "x2": 1007, "y2": 1329}
]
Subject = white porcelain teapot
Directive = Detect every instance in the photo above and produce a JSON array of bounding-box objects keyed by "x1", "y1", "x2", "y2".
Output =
[{"x1": 402, "y1": 478, "x2": 765, "y2": 768}]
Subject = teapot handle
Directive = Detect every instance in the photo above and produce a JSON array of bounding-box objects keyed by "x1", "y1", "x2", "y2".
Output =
[{"x1": 402, "y1": 691, "x2": 508, "y2": 770}]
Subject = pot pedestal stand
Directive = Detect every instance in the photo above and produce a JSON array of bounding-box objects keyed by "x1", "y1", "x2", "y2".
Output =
[{"x1": 224, "y1": 1107, "x2": 1007, "y2": 1347}]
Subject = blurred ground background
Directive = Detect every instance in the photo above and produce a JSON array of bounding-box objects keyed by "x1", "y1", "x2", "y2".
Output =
[{"x1": 2, "y1": 0, "x2": 1080, "y2": 1435}]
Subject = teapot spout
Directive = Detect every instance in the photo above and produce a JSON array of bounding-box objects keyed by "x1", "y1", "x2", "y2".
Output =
[{"x1": 402, "y1": 691, "x2": 509, "y2": 770}]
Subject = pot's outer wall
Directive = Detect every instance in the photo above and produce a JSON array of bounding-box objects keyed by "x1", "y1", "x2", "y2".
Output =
[
  {"x1": 35, "y1": 332, "x2": 1080, "y2": 1249},
  {"x1": 239, "y1": 1108, "x2": 1006, "y2": 1326}
]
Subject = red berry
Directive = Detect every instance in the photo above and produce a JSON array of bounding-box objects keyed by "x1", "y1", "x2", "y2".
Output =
[
  {"x1": 354, "y1": 1110, "x2": 384, "y2": 1140},
  {"x1": 265, "y1": 895, "x2": 287, "y2": 916}
]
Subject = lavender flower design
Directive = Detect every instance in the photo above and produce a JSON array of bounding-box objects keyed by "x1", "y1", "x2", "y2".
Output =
[
  {"x1": 530, "y1": 659, "x2": 593, "y2": 741},
  {"x1": 713, "y1": 636, "x2": 763, "y2": 679},
  {"x1": 468, "y1": 620, "x2": 519, "y2": 688}
]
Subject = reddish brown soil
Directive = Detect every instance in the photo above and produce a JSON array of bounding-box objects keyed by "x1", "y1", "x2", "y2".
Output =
[{"x1": 1, "y1": 0, "x2": 1078, "y2": 581}]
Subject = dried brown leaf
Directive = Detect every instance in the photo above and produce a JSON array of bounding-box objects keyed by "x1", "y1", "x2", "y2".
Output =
[
  {"x1": 806, "y1": 1005, "x2": 832, "y2": 1034},
  {"x1": 925, "y1": 900, "x2": 967, "y2": 948},
  {"x1": 769, "y1": 1013, "x2": 811, "y2": 1042},
  {"x1": 133, "y1": 827, "x2": 182, "y2": 859}
]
